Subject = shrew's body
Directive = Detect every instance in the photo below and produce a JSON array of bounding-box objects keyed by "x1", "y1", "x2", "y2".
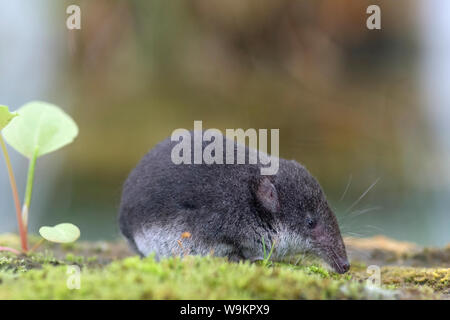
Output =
[{"x1": 119, "y1": 132, "x2": 350, "y2": 273}]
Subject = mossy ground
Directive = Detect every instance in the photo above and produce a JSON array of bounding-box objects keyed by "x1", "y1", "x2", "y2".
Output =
[{"x1": 0, "y1": 234, "x2": 448, "y2": 299}]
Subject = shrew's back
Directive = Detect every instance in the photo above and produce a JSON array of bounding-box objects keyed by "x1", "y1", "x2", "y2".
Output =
[{"x1": 118, "y1": 133, "x2": 263, "y2": 256}]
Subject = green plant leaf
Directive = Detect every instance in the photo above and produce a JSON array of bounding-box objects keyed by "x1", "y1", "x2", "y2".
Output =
[
  {"x1": 2, "y1": 101, "x2": 78, "y2": 158},
  {"x1": 39, "y1": 223, "x2": 81, "y2": 243},
  {"x1": 0, "y1": 105, "x2": 17, "y2": 130}
]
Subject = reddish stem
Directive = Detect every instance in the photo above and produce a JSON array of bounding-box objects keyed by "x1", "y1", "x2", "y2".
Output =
[
  {"x1": 0, "y1": 136, "x2": 28, "y2": 252},
  {"x1": 0, "y1": 246, "x2": 21, "y2": 255}
]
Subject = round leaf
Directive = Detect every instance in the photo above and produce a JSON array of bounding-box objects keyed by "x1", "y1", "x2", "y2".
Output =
[
  {"x1": 39, "y1": 223, "x2": 81, "y2": 243},
  {"x1": 0, "y1": 105, "x2": 17, "y2": 130},
  {"x1": 2, "y1": 101, "x2": 78, "y2": 158}
]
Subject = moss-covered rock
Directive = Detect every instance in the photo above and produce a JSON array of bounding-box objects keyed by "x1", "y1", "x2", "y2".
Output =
[
  {"x1": 0, "y1": 234, "x2": 448, "y2": 299},
  {"x1": 0, "y1": 255, "x2": 393, "y2": 300}
]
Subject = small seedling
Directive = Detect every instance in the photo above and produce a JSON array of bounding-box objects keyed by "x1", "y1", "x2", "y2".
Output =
[
  {"x1": 0, "y1": 101, "x2": 80, "y2": 254},
  {"x1": 39, "y1": 223, "x2": 81, "y2": 243},
  {"x1": 0, "y1": 106, "x2": 26, "y2": 251},
  {"x1": 261, "y1": 236, "x2": 276, "y2": 267}
]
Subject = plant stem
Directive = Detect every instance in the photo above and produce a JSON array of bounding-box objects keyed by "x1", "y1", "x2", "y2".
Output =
[
  {"x1": 29, "y1": 238, "x2": 45, "y2": 253},
  {"x1": 262, "y1": 236, "x2": 267, "y2": 259},
  {"x1": 0, "y1": 246, "x2": 21, "y2": 255},
  {"x1": 0, "y1": 135, "x2": 28, "y2": 252},
  {"x1": 22, "y1": 147, "x2": 38, "y2": 229}
]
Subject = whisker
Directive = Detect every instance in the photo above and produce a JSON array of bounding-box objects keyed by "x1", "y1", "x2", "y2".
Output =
[
  {"x1": 365, "y1": 224, "x2": 385, "y2": 233},
  {"x1": 344, "y1": 232, "x2": 365, "y2": 238},
  {"x1": 339, "y1": 206, "x2": 381, "y2": 224},
  {"x1": 345, "y1": 178, "x2": 380, "y2": 213},
  {"x1": 339, "y1": 174, "x2": 353, "y2": 202},
  {"x1": 330, "y1": 247, "x2": 341, "y2": 270},
  {"x1": 346, "y1": 206, "x2": 382, "y2": 219}
]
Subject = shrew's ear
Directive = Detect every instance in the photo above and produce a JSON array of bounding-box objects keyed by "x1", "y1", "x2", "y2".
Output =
[{"x1": 255, "y1": 177, "x2": 280, "y2": 213}]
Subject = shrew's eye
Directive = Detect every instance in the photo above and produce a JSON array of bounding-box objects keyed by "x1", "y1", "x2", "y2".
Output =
[{"x1": 307, "y1": 217, "x2": 317, "y2": 229}]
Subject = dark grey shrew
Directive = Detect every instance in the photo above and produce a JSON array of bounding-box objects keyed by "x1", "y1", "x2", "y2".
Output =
[{"x1": 119, "y1": 132, "x2": 350, "y2": 273}]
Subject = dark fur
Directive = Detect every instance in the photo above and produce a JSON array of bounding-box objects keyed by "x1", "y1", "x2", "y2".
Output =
[{"x1": 119, "y1": 132, "x2": 350, "y2": 273}]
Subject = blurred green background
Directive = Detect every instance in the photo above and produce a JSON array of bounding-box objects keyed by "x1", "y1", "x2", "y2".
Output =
[{"x1": 0, "y1": 0, "x2": 449, "y2": 245}]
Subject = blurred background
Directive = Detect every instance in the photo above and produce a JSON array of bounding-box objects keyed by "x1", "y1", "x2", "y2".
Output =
[{"x1": 0, "y1": 0, "x2": 448, "y2": 246}]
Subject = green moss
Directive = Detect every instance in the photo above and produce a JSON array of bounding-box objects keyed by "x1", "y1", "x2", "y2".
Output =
[
  {"x1": 306, "y1": 265, "x2": 330, "y2": 278},
  {"x1": 0, "y1": 252, "x2": 63, "y2": 273},
  {"x1": 381, "y1": 267, "x2": 449, "y2": 292},
  {"x1": 0, "y1": 234, "x2": 447, "y2": 299},
  {"x1": 65, "y1": 253, "x2": 84, "y2": 264},
  {"x1": 0, "y1": 255, "x2": 391, "y2": 300}
]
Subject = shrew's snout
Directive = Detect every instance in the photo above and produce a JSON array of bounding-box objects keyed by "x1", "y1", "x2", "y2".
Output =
[
  {"x1": 313, "y1": 241, "x2": 350, "y2": 274},
  {"x1": 334, "y1": 257, "x2": 350, "y2": 274},
  {"x1": 319, "y1": 246, "x2": 350, "y2": 274},
  {"x1": 311, "y1": 219, "x2": 350, "y2": 274}
]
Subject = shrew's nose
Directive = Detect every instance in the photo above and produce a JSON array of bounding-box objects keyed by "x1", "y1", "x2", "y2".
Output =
[{"x1": 340, "y1": 261, "x2": 350, "y2": 273}]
